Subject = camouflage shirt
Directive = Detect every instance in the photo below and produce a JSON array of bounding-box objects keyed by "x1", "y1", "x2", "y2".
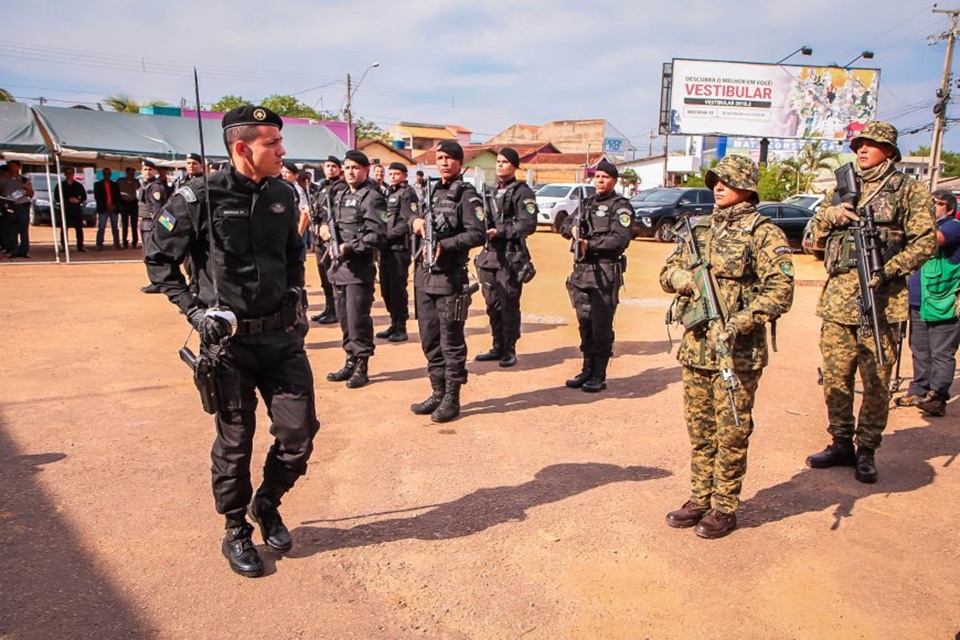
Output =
[
  {"x1": 812, "y1": 162, "x2": 936, "y2": 324},
  {"x1": 661, "y1": 201, "x2": 795, "y2": 370}
]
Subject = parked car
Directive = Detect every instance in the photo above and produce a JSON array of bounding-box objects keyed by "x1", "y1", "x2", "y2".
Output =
[
  {"x1": 630, "y1": 187, "x2": 715, "y2": 242},
  {"x1": 28, "y1": 174, "x2": 96, "y2": 227},
  {"x1": 535, "y1": 183, "x2": 595, "y2": 231},
  {"x1": 783, "y1": 193, "x2": 825, "y2": 212},
  {"x1": 801, "y1": 216, "x2": 824, "y2": 259},
  {"x1": 756, "y1": 202, "x2": 814, "y2": 245}
]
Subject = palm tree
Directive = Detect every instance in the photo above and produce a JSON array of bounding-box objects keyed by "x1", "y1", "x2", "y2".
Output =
[
  {"x1": 104, "y1": 94, "x2": 169, "y2": 114},
  {"x1": 795, "y1": 141, "x2": 839, "y2": 192}
]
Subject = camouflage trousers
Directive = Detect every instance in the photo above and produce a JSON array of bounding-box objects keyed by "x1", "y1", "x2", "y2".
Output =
[
  {"x1": 682, "y1": 365, "x2": 762, "y2": 514},
  {"x1": 819, "y1": 320, "x2": 896, "y2": 450}
]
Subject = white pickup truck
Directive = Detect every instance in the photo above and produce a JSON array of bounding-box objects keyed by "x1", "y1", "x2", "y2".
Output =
[{"x1": 534, "y1": 183, "x2": 596, "y2": 231}]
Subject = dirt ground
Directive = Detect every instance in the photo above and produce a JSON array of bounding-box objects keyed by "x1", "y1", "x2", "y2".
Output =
[{"x1": 1, "y1": 225, "x2": 958, "y2": 639}]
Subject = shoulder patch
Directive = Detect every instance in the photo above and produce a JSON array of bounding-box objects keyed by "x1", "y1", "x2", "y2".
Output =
[
  {"x1": 618, "y1": 212, "x2": 631, "y2": 228},
  {"x1": 774, "y1": 245, "x2": 793, "y2": 255},
  {"x1": 475, "y1": 205, "x2": 485, "y2": 222},
  {"x1": 779, "y1": 262, "x2": 794, "y2": 278},
  {"x1": 410, "y1": 202, "x2": 418, "y2": 212},
  {"x1": 152, "y1": 190, "x2": 162, "y2": 201},
  {"x1": 270, "y1": 202, "x2": 285, "y2": 214},
  {"x1": 175, "y1": 186, "x2": 197, "y2": 203},
  {"x1": 158, "y1": 210, "x2": 176, "y2": 232}
]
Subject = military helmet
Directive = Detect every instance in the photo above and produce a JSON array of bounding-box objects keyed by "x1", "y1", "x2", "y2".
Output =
[
  {"x1": 850, "y1": 121, "x2": 901, "y2": 162},
  {"x1": 705, "y1": 154, "x2": 759, "y2": 192}
]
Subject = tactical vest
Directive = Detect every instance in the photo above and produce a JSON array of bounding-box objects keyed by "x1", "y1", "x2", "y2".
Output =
[
  {"x1": 431, "y1": 179, "x2": 467, "y2": 241},
  {"x1": 335, "y1": 184, "x2": 374, "y2": 243},
  {"x1": 823, "y1": 172, "x2": 908, "y2": 276},
  {"x1": 386, "y1": 184, "x2": 411, "y2": 232},
  {"x1": 494, "y1": 181, "x2": 522, "y2": 225}
]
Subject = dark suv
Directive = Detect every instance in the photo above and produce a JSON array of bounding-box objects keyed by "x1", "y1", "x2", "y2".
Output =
[{"x1": 631, "y1": 187, "x2": 715, "y2": 242}]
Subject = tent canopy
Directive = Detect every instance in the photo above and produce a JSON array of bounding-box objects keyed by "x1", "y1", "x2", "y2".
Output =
[
  {"x1": 1, "y1": 105, "x2": 347, "y2": 165},
  {"x1": 0, "y1": 102, "x2": 49, "y2": 153}
]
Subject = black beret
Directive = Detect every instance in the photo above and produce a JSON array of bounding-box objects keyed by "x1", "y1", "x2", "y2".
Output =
[
  {"x1": 498, "y1": 147, "x2": 520, "y2": 168},
  {"x1": 387, "y1": 161, "x2": 408, "y2": 173},
  {"x1": 221, "y1": 105, "x2": 283, "y2": 131},
  {"x1": 186, "y1": 153, "x2": 202, "y2": 163},
  {"x1": 142, "y1": 159, "x2": 157, "y2": 169},
  {"x1": 325, "y1": 155, "x2": 342, "y2": 167},
  {"x1": 282, "y1": 160, "x2": 299, "y2": 174},
  {"x1": 344, "y1": 149, "x2": 370, "y2": 167},
  {"x1": 595, "y1": 159, "x2": 619, "y2": 179},
  {"x1": 436, "y1": 140, "x2": 464, "y2": 161}
]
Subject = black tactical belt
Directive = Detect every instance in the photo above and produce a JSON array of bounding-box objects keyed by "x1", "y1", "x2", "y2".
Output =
[{"x1": 235, "y1": 311, "x2": 285, "y2": 335}]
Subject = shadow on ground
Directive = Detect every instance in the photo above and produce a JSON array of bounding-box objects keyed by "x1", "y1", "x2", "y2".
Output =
[
  {"x1": 742, "y1": 422, "x2": 960, "y2": 530},
  {"x1": 0, "y1": 413, "x2": 154, "y2": 638},
  {"x1": 291, "y1": 462, "x2": 670, "y2": 555}
]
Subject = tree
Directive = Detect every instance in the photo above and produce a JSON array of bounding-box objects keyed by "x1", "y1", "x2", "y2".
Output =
[
  {"x1": 794, "y1": 141, "x2": 838, "y2": 191},
  {"x1": 353, "y1": 116, "x2": 391, "y2": 144},
  {"x1": 757, "y1": 162, "x2": 792, "y2": 202},
  {"x1": 104, "y1": 94, "x2": 169, "y2": 113},
  {"x1": 261, "y1": 94, "x2": 330, "y2": 120},
  {"x1": 619, "y1": 168, "x2": 639, "y2": 188},
  {"x1": 210, "y1": 94, "x2": 247, "y2": 113},
  {"x1": 911, "y1": 144, "x2": 960, "y2": 178},
  {"x1": 0, "y1": 88, "x2": 14, "y2": 103}
]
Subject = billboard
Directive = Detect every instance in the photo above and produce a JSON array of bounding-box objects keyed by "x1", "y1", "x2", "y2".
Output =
[{"x1": 663, "y1": 58, "x2": 880, "y2": 141}]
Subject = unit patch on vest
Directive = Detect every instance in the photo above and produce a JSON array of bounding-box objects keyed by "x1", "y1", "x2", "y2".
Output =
[
  {"x1": 344, "y1": 198, "x2": 358, "y2": 207},
  {"x1": 270, "y1": 202, "x2": 285, "y2": 214},
  {"x1": 389, "y1": 196, "x2": 397, "y2": 203},
  {"x1": 175, "y1": 186, "x2": 197, "y2": 203},
  {"x1": 158, "y1": 210, "x2": 176, "y2": 232}
]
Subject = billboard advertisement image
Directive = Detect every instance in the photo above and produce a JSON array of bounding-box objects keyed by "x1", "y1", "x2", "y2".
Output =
[{"x1": 666, "y1": 58, "x2": 880, "y2": 141}]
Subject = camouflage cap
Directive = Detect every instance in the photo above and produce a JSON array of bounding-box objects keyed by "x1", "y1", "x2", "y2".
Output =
[
  {"x1": 850, "y1": 121, "x2": 901, "y2": 162},
  {"x1": 705, "y1": 154, "x2": 758, "y2": 192}
]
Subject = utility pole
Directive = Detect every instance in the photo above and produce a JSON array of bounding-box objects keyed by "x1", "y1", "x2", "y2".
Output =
[
  {"x1": 345, "y1": 73, "x2": 353, "y2": 150},
  {"x1": 928, "y1": 6, "x2": 959, "y2": 190}
]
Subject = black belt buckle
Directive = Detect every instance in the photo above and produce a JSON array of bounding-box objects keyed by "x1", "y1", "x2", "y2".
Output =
[{"x1": 245, "y1": 318, "x2": 263, "y2": 334}]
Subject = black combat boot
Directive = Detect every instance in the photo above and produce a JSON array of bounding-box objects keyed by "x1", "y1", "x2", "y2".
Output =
[
  {"x1": 388, "y1": 321, "x2": 408, "y2": 343},
  {"x1": 248, "y1": 497, "x2": 292, "y2": 553},
  {"x1": 805, "y1": 437, "x2": 856, "y2": 469},
  {"x1": 499, "y1": 342, "x2": 517, "y2": 368},
  {"x1": 582, "y1": 356, "x2": 609, "y2": 393},
  {"x1": 346, "y1": 356, "x2": 370, "y2": 389},
  {"x1": 376, "y1": 321, "x2": 396, "y2": 339},
  {"x1": 221, "y1": 523, "x2": 264, "y2": 578},
  {"x1": 854, "y1": 446, "x2": 878, "y2": 484},
  {"x1": 327, "y1": 355, "x2": 358, "y2": 382},
  {"x1": 411, "y1": 376, "x2": 445, "y2": 415},
  {"x1": 565, "y1": 356, "x2": 593, "y2": 389},
  {"x1": 475, "y1": 345, "x2": 503, "y2": 362},
  {"x1": 431, "y1": 381, "x2": 462, "y2": 423}
]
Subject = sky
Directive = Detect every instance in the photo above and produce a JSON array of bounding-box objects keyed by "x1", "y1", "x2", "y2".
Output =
[{"x1": 0, "y1": 0, "x2": 956, "y2": 157}]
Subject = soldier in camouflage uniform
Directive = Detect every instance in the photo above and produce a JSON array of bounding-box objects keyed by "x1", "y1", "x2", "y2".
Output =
[
  {"x1": 661, "y1": 155, "x2": 794, "y2": 539},
  {"x1": 806, "y1": 121, "x2": 936, "y2": 483}
]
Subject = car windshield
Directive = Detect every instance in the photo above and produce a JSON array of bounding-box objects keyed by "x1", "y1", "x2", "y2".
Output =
[
  {"x1": 784, "y1": 195, "x2": 819, "y2": 209},
  {"x1": 537, "y1": 185, "x2": 573, "y2": 198},
  {"x1": 630, "y1": 190, "x2": 657, "y2": 203},
  {"x1": 637, "y1": 189, "x2": 682, "y2": 204}
]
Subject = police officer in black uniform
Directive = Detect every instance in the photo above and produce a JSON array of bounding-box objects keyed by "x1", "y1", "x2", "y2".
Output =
[
  {"x1": 376, "y1": 161, "x2": 417, "y2": 343},
  {"x1": 409, "y1": 140, "x2": 486, "y2": 422},
  {"x1": 144, "y1": 105, "x2": 320, "y2": 579},
  {"x1": 474, "y1": 147, "x2": 539, "y2": 367},
  {"x1": 139, "y1": 159, "x2": 169, "y2": 293},
  {"x1": 318, "y1": 149, "x2": 387, "y2": 389},
  {"x1": 311, "y1": 155, "x2": 347, "y2": 324},
  {"x1": 559, "y1": 159, "x2": 633, "y2": 392}
]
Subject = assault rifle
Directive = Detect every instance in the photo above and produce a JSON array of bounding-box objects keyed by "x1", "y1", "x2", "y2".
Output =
[
  {"x1": 324, "y1": 187, "x2": 342, "y2": 268},
  {"x1": 835, "y1": 162, "x2": 885, "y2": 367},
  {"x1": 676, "y1": 215, "x2": 740, "y2": 425},
  {"x1": 572, "y1": 185, "x2": 590, "y2": 262},
  {"x1": 481, "y1": 183, "x2": 497, "y2": 250},
  {"x1": 422, "y1": 177, "x2": 438, "y2": 270}
]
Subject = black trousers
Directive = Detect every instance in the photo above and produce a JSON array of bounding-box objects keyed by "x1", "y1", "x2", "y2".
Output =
[
  {"x1": 477, "y1": 265, "x2": 523, "y2": 352},
  {"x1": 120, "y1": 201, "x2": 138, "y2": 246},
  {"x1": 379, "y1": 247, "x2": 411, "y2": 323},
  {"x1": 908, "y1": 306, "x2": 960, "y2": 400},
  {"x1": 333, "y1": 281, "x2": 375, "y2": 358},
  {"x1": 13, "y1": 203, "x2": 29, "y2": 255},
  {"x1": 0, "y1": 211, "x2": 15, "y2": 252},
  {"x1": 567, "y1": 281, "x2": 618, "y2": 359},
  {"x1": 314, "y1": 253, "x2": 335, "y2": 309},
  {"x1": 416, "y1": 283, "x2": 468, "y2": 384},
  {"x1": 211, "y1": 331, "x2": 320, "y2": 525},
  {"x1": 58, "y1": 214, "x2": 85, "y2": 250}
]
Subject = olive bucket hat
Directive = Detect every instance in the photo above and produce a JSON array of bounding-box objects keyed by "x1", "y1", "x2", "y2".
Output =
[
  {"x1": 705, "y1": 154, "x2": 759, "y2": 192},
  {"x1": 850, "y1": 121, "x2": 902, "y2": 162}
]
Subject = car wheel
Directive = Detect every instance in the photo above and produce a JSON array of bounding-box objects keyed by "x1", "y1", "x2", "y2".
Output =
[
  {"x1": 553, "y1": 211, "x2": 568, "y2": 233},
  {"x1": 654, "y1": 219, "x2": 676, "y2": 242}
]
